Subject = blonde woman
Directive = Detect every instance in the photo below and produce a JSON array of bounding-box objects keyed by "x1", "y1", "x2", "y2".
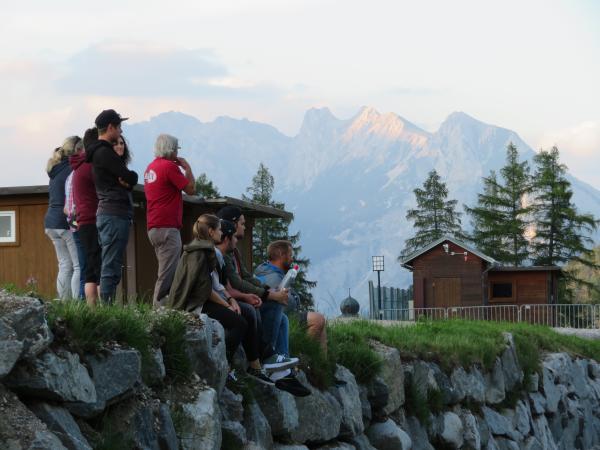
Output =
[{"x1": 44, "y1": 136, "x2": 83, "y2": 299}]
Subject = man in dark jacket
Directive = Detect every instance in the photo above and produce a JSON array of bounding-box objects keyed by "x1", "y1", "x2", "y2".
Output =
[{"x1": 87, "y1": 109, "x2": 138, "y2": 303}]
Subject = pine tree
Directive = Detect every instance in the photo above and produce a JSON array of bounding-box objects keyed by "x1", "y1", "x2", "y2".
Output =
[
  {"x1": 531, "y1": 147, "x2": 598, "y2": 295},
  {"x1": 195, "y1": 173, "x2": 221, "y2": 198},
  {"x1": 244, "y1": 163, "x2": 316, "y2": 310},
  {"x1": 400, "y1": 170, "x2": 463, "y2": 258},
  {"x1": 464, "y1": 170, "x2": 507, "y2": 259},
  {"x1": 466, "y1": 143, "x2": 531, "y2": 265}
]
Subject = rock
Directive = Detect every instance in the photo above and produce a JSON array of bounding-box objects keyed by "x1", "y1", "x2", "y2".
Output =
[
  {"x1": 65, "y1": 348, "x2": 141, "y2": 418},
  {"x1": 358, "y1": 384, "x2": 372, "y2": 425},
  {"x1": 222, "y1": 420, "x2": 247, "y2": 449},
  {"x1": 495, "y1": 437, "x2": 519, "y2": 450},
  {"x1": 528, "y1": 373, "x2": 539, "y2": 392},
  {"x1": 528, "y1": 392, "x2": 546, "y2": 415},
  {"x1": 0, "y1": 319, "x2": 23, "y2": 378},
  {"x1": 513, "y1": 399, "x2": 531, "y2": 436},
  {"x1": 130, "y1": 405, "x2": 160, "y2": 450},
  {"x1": 273, "y1": 445, "x2": 309, "y2": 450},
  {"x1": 346, "y1": 433, "x2": 378, "y2": 450},
  {"x1": 451, "y1": 366, "x2": 485, "y2": 404},
  {"x1": 481, "y1": 406, "x2": 519, "y2": 441},
  {"x1": 314, "y1": 442, "x2": 355, "y2": 449},
  {"x1": 589, "y1": 360, "x2": 600, "y2": 379},
  {"x1": 522, "y1": 436, "x2": 543, "y2": 450},
  {"x1": 439, "y1": 411, "x2": 463, "y2": 449},
  {"x1": 28, "y1": 402, "x2": 92, "y2": 450},
  {"x1": 541, "y1": 365, "x2": 561, "y2": 414},
  {"x1": 500, "y1": 333, "x2": 523, "y2": 392},
  {"x1": 572, "y1": 359, "x2": 591, "y2": 399},
  {"x1": 365, "y1": 376, "x2": 388, "y2": 413},
  {"x1": 460, "y1": 410, "x2": 481, "y2": 450},
  {"x1": 5, "y1": 349, "x2": 96, "y2": 403},
  {"x1": 0, "y1": 384, "x2": 67, "y2": 450},
  {"x1": 410, "y1": 361, "x2": 439, "y2": 399},
  {"x1": 177, "y1": 387, "x2": 221, "y2": 450},
  {"x1": 530, "y1": 415, "x2": 557, "y2": 450},
  {"x1": 185, "y1": 315, "x2": 228, "y2": 394},
  {"x1": 0, "y1": 293, "x2": 53, "y2": 358},
  {"x1": 476, "y1": 415, "x2": 491, "y2": 448},
  {"x1": 157, "y1": 403, "x2": 179, "y2": 450},
  {"x1": 366, "y1": 419, "x2": 412, "y2": 450},
  {"x1": 254, "y1": 381, "x2": 298, "y2": 437},
  {"x1": 144, "y1": 347, "x2": 166, "y2": 386},
  {"x1": 290, "y1": 371, "x2": 342, "y2": 444},
  {"x1": 485, "y1": 358, "x2": 506, "y2": 405},
  {"x1": 243, "y1": 400, "x2": 273, "y2": 450},
  {"x1": 329, "y1": 365, "x2": 364, "y2": 438},
  {"x1": 370, "y1": 341, "x2": 404, "y2": 414},
  {"x1": 220, "y1": 387, "x2": 244, "y2": 422},
  {"x1": 405, "y1": 416, "x2": 434, "y2": 450},
  {"x1": 431, "y1": 364, "x2": 459, "y2": 405}
]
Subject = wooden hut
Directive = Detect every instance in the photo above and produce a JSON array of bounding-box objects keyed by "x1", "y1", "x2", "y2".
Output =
[
  {"x1": 0, "y1": 185, "x2": 292, "y2": 300},
  {"x1": 400, "y1": 236, "x2": 561, "y2": 309}
]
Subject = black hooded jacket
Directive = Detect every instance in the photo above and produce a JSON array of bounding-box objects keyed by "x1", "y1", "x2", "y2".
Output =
[{"x1": 86, "y1": 139, "x2": 138, "y2": 218}]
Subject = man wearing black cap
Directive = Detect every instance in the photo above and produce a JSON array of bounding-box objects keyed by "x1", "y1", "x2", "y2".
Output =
[{"x1": 86, "y1": 109, "x2": 138, "y2": 303}]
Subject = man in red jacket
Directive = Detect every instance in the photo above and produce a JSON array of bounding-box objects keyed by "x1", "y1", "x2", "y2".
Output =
[
  {"x1": 71, "y1": 127, "x2": 100, "y2": 305},
  {"x1": 144, "y1": 134, "x2": 195, "y2": 308}
]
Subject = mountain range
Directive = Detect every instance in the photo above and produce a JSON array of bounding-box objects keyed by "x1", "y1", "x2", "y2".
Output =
[{"x1": 124, "y1": 107, "x2": 600, "y2": 316}]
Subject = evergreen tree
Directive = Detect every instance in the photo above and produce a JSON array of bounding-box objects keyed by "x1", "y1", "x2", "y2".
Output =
[
  {"x1": 464, "y1": 170, "x2": 507, "y2": 259},
  {"x1": 466, "y1": 143, "x2": 531, "y2": 266},
  {"x1": 244, "y1": 163, "x2": 316, "y2": 310},
  {"x1": 400, "y1": 170, "x2": 463, "y2": 258},
  {"x1": 531, "y1": 147, "x2": 598, "y2": 293},
  {"x1": 195, "y1": 173, "x2": 221, "y2": 198}
]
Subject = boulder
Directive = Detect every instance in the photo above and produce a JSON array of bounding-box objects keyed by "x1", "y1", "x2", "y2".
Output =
[
  {"x1": 346, "y1": 433, "x2": 378, "y2": 450},
  {"x1": 222, "y1": 420, "x2": 247, "y2": 449},
  {"x1": 366, "y1": 419, "x2": 412, "y2": 450},
  {"x1": 273, "y1": 445, "x2": 309, "y2": 450},
  {"x1": 66, "y1": 348, "x2": 141, "y2": 418},
  {"x1": 439, "y1": 411, "x2": 464, "y2": 449},
  {"x1": 314, "y1": 442, "x2": 355, "y2": 449},
  {"x1": 481, "y1": 406, "x2": 519, "y2": 441},
  {"x1": 541, "y1": 365, "x2": 561, "y2": 414},
  {"x1": 329, "y1": 365, "x2": 364, "y2": 438},
  {"x1": 290, "y1": 371, "x2": 342, "y2": 444},
  {"x1": 220, "y1": 387, "x2": 244, "y2": 422},
  {"x1": 460, "y1": 409, "x2": 481, "y2": 450},
  {"x1": 0, "y1": 384, "x2": 67, "y2": 450},
  {"x1": 144, "y1": 347, "x2": 166, "y2": 386},
  {"x1": 528, "y1": 392, "x2": 546, "y2": 415},
  {"x1": 370, "y1": 341, "x2": 404, "y2": 414},
  {"x1": 185, "y1": 315, "x2": 228, "y2": 394},
  {"x1": 0, "y1": 293, "x2": 53, "y2": 358},
  {"x1": 451, "y1": 366, "x2": 485, "y2": 404},
  {"x1": 365, "y1": 376, "x2": 389, "y2": 414},
  {"x1": 484, "y1": 358, "x2": 506, "y2": 405},
  {"x1": 243, "y1": 400, "x2": 273, "y2": 450},
  {"x1": 528, "y1": 373, "x2": 539, "y2": 392},
  {"x1": 405, "y1": 416, "x2": 434, "y2": 450},
  {"x1": 254, "y1": 381, "x2": 298, "y2": 437},
  {"x1": 157, "y1": 403, "x2": 179, "y2": 450},
  {"x1": 495, "y1": 437, "x2": 519, "y2": 450},
  {"x1": 500, "y1": 333, "x2": 523, "y2": 392},
  {"x1": 5, "y1": 349, "x2": 96, "y2": 403},
  {"x1": 0, "y1": 319, "x2": 23, "y2": 378},
  {"x1": 29, "y1": 402, "x2": 92, "y2": 450},
  {"x1": 178, "y1": 387, "x2": 222, "y2": 450},
  {"x1": 358, "y1": 384, "x2": 372, "y2": 425},
  {"x1": 522, "y1": 436, "x2": 544, "y2": 450}
]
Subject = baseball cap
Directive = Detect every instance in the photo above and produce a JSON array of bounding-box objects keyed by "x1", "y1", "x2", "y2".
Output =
[
  {"x1": 217, "y1": 206, "x2": 243, "y2": 223},
  {"x1": 220, "y1": 220, "x2": 236, "y2": 239},
  {"x1": 95, "y1": 109, "x2": 129, "y2": 129}
]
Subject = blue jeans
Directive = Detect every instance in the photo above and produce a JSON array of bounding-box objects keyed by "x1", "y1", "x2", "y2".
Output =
[
  {"x1": 260, "y1": 301, "x2": 289, "y2": 356},
  {"x1": 97, "y1": 215, "x2": 130, "y2": 304},
  {"x1": 72, "y1": 230, "x2": 86, "y2": 299}
]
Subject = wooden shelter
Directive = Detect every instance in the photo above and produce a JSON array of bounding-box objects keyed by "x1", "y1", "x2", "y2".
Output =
[
  {"x1": 400, "y1": 236, "x2": 561, "y2": 308},
  {"x1": 0, "y1": 185, "x2": 292, "y2": 300}
]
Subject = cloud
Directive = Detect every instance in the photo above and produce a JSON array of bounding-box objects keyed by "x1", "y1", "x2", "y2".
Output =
[{"x1": 55, "y1": 41, "x2": 281, "y2": 99}]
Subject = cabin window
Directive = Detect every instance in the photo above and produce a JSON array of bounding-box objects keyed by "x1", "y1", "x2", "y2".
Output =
[
  {"x1": 0, "y1": 211, "x2": 16, "y2": 243},
  {"x1": 491, "y1": 282, "x2": 513, "y2": 298}
]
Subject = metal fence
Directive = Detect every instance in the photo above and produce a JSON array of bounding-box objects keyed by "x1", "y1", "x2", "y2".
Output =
[{"x1": 380, "y1": 304, "x2": 600, "y2": 329}]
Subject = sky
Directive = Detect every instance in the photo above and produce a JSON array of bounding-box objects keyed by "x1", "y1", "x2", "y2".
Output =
[{"x1": 2, "y1": 0, "x2": 599, "y2": 188}]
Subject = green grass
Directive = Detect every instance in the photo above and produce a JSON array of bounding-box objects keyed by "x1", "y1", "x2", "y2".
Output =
[{"x1": 47, "y1": 300, "x2": 192, "y2": 380}]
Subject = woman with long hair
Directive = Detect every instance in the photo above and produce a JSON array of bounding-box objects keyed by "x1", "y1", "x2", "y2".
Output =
[
  {"x1": 168, "y1": 214, "x2": 274, "y2": 385},
  {"x1": 44, "y1": 136, "x2": 83, "y2": 299}
]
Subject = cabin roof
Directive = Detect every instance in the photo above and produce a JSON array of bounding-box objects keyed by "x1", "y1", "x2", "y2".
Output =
[{"x1": 400, "y1": 235, "x2": 497, "y2": 269}]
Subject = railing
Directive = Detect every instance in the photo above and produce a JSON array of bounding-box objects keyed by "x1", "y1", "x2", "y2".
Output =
[{"x1": 380, "y1": 304, "x2": 600, "y2": 329}]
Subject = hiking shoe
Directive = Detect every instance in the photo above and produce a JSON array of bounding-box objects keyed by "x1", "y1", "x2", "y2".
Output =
[
  {"x1": 227, "y1": 369, "x2": 238, "y2": 383},
  {"x1": 262, "y1": 354, "x2": 300, "y2": 372},
  {"x1": 247, "y1": 367, "x2": 275, "y2": 386},
  {"x1": 275, "y1": 373, "x2": 311, "y2": 397}
]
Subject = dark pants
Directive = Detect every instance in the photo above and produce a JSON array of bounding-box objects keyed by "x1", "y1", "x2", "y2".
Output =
[
  {"x1": 202, "y1": 301, "x2": 260, "y2": 362},
  {"x1": 97, "y1": 215, "x2": 130, "y2": 303},
  {"x1": 78, "y1": 223, "x2": 102, "y2": 284},
  {"x1": 72, "y1": 230, "x2": 86, "y2": 299}
]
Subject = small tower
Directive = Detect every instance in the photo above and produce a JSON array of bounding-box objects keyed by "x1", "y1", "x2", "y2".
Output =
[{"x1": 340, "y1": 289, "x2": 360, "y2": 317}]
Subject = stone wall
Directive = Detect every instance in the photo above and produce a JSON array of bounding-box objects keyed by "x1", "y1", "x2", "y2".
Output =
[{"x1": 1, "y1": 292, "x2": 600, "y2": 450}]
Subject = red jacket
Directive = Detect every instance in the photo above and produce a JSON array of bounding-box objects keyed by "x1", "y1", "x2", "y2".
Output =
[{"x1": 70, "y1": 151, "x2": 98, "y2": 226}]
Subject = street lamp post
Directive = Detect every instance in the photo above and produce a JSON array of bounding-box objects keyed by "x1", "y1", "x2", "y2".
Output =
[{"x1": 372, "y1": 256, "x2": 384, "y2": 320}]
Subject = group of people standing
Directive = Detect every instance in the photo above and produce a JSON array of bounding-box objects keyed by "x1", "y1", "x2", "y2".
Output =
[{"x1": 44, "y1": 108, "x2": 331, "y2": 394}]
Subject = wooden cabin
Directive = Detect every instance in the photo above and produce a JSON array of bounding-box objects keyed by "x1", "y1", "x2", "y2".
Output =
[
  {"x1": 0, "y1": 185, "x2": 291, "y2": 300},
  {"x1": 400, "y1": 236, "x2": 561, "y2": 309}
]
